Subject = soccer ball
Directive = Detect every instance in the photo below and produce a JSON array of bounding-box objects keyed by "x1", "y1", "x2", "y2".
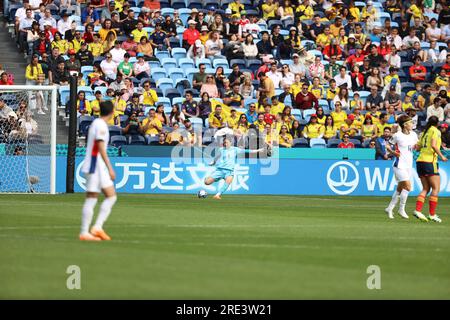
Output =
[{"x1": 197, "y1": 190, "x2": 208, "y2": 198}]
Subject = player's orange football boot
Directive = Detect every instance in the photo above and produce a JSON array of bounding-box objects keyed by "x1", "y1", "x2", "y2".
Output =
[
  {"x1": 90, "y1": 227, "x2": 112, "y2": 240},
  {"x1": 79, "y1": 233, "x2": 102, "y2": 241},
  {"x1": 213, "y1": 194, "x2": 222, "y2": 200}
]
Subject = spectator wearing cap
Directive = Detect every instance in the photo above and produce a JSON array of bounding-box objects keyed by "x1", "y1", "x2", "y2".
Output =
[
  {"x1": 187, "y1": 39, "x2": 206, "y2": 64},
  {"x1": 162, "y1": 15, "x2": 177, "y2": 38},
  {"x1": 76, "y1": 41, "x2": 94, "y2": 67},
  {"x1": 149, "y1": 22, "x2": 171, "y2": 51},
  {"x1": 340, "y1": 114, "x2": 360, "y2": 139},
  {"x1": 183, "y1": 20, "x2": 200, "y2": 50},
  {"x1": 242, "y1": 15, "x2": 261, "y2": 38},
  {"x1": 42, "y1": 20, "x2": 56, "y2": 42},
  {"x1": 81, "y1": 3, "x2": 100, "y2": 26},
  {"x1": 295, "y1": 82, "x2": 318, "y2": 110},
  {"x1": 199, "y1": 25, "x2": 210, "y2": 45},
  {"x1": 126, "y1": 94, "x2": 145, "y2": 117},
  {"x1": 33, "y1": 32, "x2": 51, "y2": 56},
  {"x1": 133, "y1": 53, "x2": 150, "y2": 80},
  {"x1": 65, "y1": 49, "x2": 81, "y2": 75},
  {"x1": 384, "y1": 85, "x2": 402, "y2": 111}
]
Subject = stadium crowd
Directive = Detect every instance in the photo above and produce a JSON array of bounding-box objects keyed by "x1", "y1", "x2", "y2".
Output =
[{"x1": 2, "y1": 0, "x2": 450, "y2": 153}]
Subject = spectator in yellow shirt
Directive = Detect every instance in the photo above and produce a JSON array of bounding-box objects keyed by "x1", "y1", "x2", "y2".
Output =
[
  {"x1": 262, "y1": 0, "x2": 279, "y2": 20},
  {"x1": 316, "y1": 26, "x2": 333, "y2": 49},
  {"x1": 140, "y1": 81, "x2": 159, "y2": 106},
  {"x1": 228, "y1": 0, "x2": 244, "y2": 17},
  {"x1": 278, "y1": 125, "x2": 294, "y2": 147},
  {"x1": 227, "y1": 109, "x2": 240, "y2": 128},
  {"x1": 132, "y1": 22, "x2": 149, "y2": 43},
  {"x1": 331, "y1": 102, "x2": 347, "y2": 129},
  {"x1": 77, "y1": 91, "x2": 92, "y2": 116},
  {"x1": 208, "y1": 105, "x2": 227, "y2": 129},
  {"x1": 296, "y1": 0, "x2": 314, "y2": 20},
  {"x1": 89, "y1": 34, "x2": 104, "y2": 57},
  {"x1": 141, "y1": 108, "x2": 162, "y2": 136},
  {"x1": 303, "y1": 114, "x2": 324, "y2": 139}
]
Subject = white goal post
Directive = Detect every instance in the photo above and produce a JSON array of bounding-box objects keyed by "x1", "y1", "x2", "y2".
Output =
[{"x1": 0, "y1": 85, "x2": 58, "y2": 194}]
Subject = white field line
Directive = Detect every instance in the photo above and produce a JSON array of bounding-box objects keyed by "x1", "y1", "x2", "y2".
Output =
[{"x1": 0, "y1": 233, "x2": 446, "y2": 252}]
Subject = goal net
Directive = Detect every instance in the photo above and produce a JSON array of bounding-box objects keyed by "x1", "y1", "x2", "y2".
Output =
[{"x1": 0, "y1": 85, "x2": 57, "y2": 194}]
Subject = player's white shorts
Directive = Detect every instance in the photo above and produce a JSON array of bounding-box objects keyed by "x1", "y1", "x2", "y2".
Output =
[
  {"x1": 393, "y1": 167, "x2": 412, "y2": 183},
  {"x1": 84, "y1": 167, "x2": 114, "y2": 193}
]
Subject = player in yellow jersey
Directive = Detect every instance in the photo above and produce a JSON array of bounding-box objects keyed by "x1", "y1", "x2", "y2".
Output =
[{"x1": 414, "y1": 116, "x2": 448, "y2": 223}]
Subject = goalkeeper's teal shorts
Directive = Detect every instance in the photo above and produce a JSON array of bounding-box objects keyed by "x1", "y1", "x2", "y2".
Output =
[{"x1": 211, "y1": 168, "x2": 234, "y2": 181}]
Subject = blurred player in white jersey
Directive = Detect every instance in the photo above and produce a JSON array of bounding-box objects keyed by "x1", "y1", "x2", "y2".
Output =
[
  {"x1": 385, "y1": 115, "x2": 418, "y2": 219},
  {"x1": 79, "y1": 101, "x2": 117, "y2": 241}
]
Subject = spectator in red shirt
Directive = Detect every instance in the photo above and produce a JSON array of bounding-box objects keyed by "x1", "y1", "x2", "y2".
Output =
[
  {"x1": 323, "y1": 38, "x2": 343, "y2": 61},
  {"x1": 183, "y1": 20, "x2": 200, "y2": 50},
  {"x1": 345, "y1": 45, "x2": 365, "y2": 69},
  {"x1": 409, "y1": 56, "x2": 427, "y2": 84},
  {"x1": 338, "y1": 134, "x2": 355, "y2": 148},
  {"x1": 263, "y1": 103, "x2": 275, "y2": 125},
  {"x1": 0, "y1": 72, "x2": 13, "y2": 85},
  {"x1": 295, "y1": 83, "x2": 319, "y2": 110},
  {"x1": 442, "y1": 54, "x2": 450, "y2": 77}
]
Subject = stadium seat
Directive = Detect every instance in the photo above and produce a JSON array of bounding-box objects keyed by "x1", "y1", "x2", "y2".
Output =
[
  {"x1": 147, "y1": 136, "x2": 160, "y2": 145},
  {"x1": 110, "y1": 136, "x2": 127, "y2": 147},
  {"x1": 151, "y1": 67, "x2": 168, "y2": 82},
  {"x1": 128, "y1": 135, "x2": 146, "y2": 145},
  {"x1": 196, "y1": 58, "x2": 213, "y2": 68},
  {"x1": 179, "y1": 58, "x2": 195, "y2": 71},
  {"x1": 155, "y1": 50, "x2": 170, "y2": 61},
  {"x1": 293, "y1": 138, "x2": 309, "y2": 148},
  {"x1": 350, "y1": 139, "x2": 362, "y2": 148},
  {"x1": 160, "y1": 57, "x2": 178, "y2": 71},
  {"x1": 185, "y1": 68, "x2": 200, "y2": 82},
  {"x1": 188, "y1": 0, "x2": 203, "y2": 9},
  {"x1": 168, "y1": 68, "x2": 186, "y2": 83},
  {"x1": 172, "y1": 97, "x2": 185, "y2": 106},
  {"x1": 161, "y1": 8, "x2": 174, "y2": 17},
  {"x1": 157, "y1": 78, "x2": 175, "y2": 92},
  {"x1": 246, "y1": 59, "x2": 261, "y2": 74},
  {"x1": 109, "y1": 126, "x2": 122, "y2": 138},
  {"x1": 119, "y1": 115, "x2": 129, "y2": 128},
  {"x1": 213, "y1": 58, "x2": 229, "y2": 69},
  {"x1": 79, "y1": 116, "x2": 94, "y2": 136},
  {"x1": 178, "y1": 8, "x2": 192, "y2": 25},
  {"x1": 164, "y1": 88, "x2": 181, "y2": 101},
  {"x1": 149, "y1": 60, "x2": 161, "y2": 70},
  {"x1": 310, "y1": 138, "x2": 327, "y2": 148},
  {"x1": 229, "y1": 59, "x2": 246, "y2": 70},
  {"x1": 267, "y1": 19, "x2": 282, "y2": 29},
  {"x1": 327, "y1": 138, "x2": 341, "y2": 148},
  {"x1": 303, "y1": 109, "x2": 316, "y2": 122},
  {"x1": 171, "y1": 48, "x2": 187, "y2": 62},
  {"x1": 156, "y1": 97, "x2": 172, "y2": 110}
]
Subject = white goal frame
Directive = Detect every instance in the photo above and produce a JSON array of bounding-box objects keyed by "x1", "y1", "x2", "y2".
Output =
[{"x1": 0, "y1": 85, "x2": 58, "y2": 194}]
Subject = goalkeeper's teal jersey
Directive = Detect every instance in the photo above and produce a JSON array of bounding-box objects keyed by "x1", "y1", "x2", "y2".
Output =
[{"x1": 215, "y1": 147, "x2": 245, "y2": 171}]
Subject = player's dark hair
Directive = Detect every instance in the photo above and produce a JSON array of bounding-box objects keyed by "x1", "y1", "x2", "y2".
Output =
[
  {"x1": 100, "y1": 100, "x2": 114, "y2": 116},
  {"x1": 421, "y1": 116, "x2": 439, "y2": 140},
  {"x1": 397, "y1": 114, "x2": 412, "y2": 129}
]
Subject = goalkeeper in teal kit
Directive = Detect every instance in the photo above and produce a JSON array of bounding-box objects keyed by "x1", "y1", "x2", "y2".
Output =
[{"x1": 204, "y1": 135, "x2": 265, "y2": 199}]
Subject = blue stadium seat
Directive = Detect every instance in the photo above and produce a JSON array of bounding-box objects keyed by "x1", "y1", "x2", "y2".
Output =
[
  {"x1": 161, "y1": 57, "x2": 178, "y2": 71},
  {"x1": 149, "y1": 60, "x2": 161, "y2": 70},
  {"x1": 168, "y1": 68, "x2": 185, "y2": 83},
  {"x1": 303, "y1": 109, "x2": 316, "y2": 122},
  {"x1": 230, "y1": 59, "x2": 246, "y2": 70},
  {"x1": 172, "y1": 97, "x2": 185, "y2": 106},
  {"x1": 110, "y1": 136, "x2": 127, "y2": 147},
  {"x1": 267, "y1": 19, "x2": 282, "y2": 29},
  {"x1": 185, "y1": 68, "x2": 199, "y2": 82},
  {"x1": 179, "y1": 58, "x2": 195, "y2": 71},
  {"x1": 93, "y1": 86, "x2": 108, "y2": 96},
  {"x1": 79, "y1": 116, "x2": 94, "y2": 136},
  {"x1": 151, "y1": 67, "x2": 168, "y2": 82},
  {"x1": 310, "y1": 138, "x2": 327, "y2": 148},
  {"x1": 293, "y1": 138, "x2": 309, "y2": 148},
  {"x1": 157, "y1": 97, "x2": 172, "y2": 110},
  {"x1": 59, "y1": 86, "x2": 70, "y2": 106},
  {"x1": 161, "y1": 8, "x2": 174, "y2": 17},
  {"x1": 128, "y1": 135, "x2": 146, "y2": 145},
  {"x1": 119, "y1": 115, "x2": 129, "y2": 128},
  {"x1": 178, "y1": 8, "x2": 192, "y2": 24},
  {"x1": 164, "y1": 88, "x2": 182, "y2": 101},
  {"x1": 327, "y1": 138, "x2": 341, "y2": 148},
  {"x1": 188, "y1": 0, "x2": 203, "y2": 9},
  {"x1": 350, "y1": 139, "x2": 362, "y2": 148},
  {"x1": 171, "y1": 47, "x2": 187, "y2": 62},
  {"x1": 157, "y1": 78, "x2": 175, "y2": 92},
  {"x1": 196, "y1": 58, "x2": 213, "y2": 68},
  {"x1": 213, "y1": 58, "x2": 229, "y2": 69},
  {"x1": 109, "y1": 126, "x2": 122, "y2": 138},
  {"x1": 155, "y1": 50, "x2": 170, "y2": 61}
]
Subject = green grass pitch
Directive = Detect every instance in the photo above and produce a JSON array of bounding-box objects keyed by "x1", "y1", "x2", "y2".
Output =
[{"x1": 0, "y1": 194, "x2": 449, "y2": 299}]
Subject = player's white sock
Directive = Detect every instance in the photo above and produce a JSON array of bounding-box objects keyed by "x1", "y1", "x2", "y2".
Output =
[
  {"x1": 387, "y1": 191, "x2": 400, "y2": 210},
  {"x1": 399, "y1": 189, "x2": 409, "y2": 213},
  {"x1": 93, "y1": 196, "x2": 117, "y2": 230},
  {"x1": 81, "y1": 197, "x2": 98, "y2": 235}
]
